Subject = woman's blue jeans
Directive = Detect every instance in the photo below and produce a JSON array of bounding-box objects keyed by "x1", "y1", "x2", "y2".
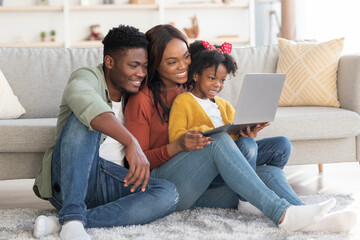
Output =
[
  {"x1": 233, "y1": 136, "x2": 303, "y2": 205},
  {"x1": 49, "y1": 113, "x2": 178, "y2": 228},
  {"x1": 151, "y1": 133, "x2": 303, "y2": 225}
]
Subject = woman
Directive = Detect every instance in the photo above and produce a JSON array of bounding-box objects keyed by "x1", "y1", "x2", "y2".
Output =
[{"x1": 124, "y1": 24, "x2": 355, "y2": 232}]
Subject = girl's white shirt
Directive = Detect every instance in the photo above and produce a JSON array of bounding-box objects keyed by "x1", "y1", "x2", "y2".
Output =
[
  {"x1": 99, "y1": 100, "x2": 125, "y2": 167},
  {"x1": 189, "y1": 92, "x2": 224, "y2": 128}
]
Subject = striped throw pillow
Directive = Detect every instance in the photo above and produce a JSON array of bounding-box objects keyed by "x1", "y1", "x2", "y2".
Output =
[
  {"x1": 276, "y1": 38, "x2": 344, "y2": 107},
  {"x1": 0, "y1": 70, "x2": 26, "y2": 119}
]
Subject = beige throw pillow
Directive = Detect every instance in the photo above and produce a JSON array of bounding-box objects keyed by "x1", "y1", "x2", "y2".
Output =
[
  {"x1": 276, "y1": 38, "x2": 344, "y2": 107},
  {"x1": 0, "y1": 70, "x2": 26, "y2": 119}
]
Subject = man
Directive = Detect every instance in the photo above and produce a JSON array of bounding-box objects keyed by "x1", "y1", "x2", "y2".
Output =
[{"x1": 32, "y1": 25, "x2": 179, "y2": 240}]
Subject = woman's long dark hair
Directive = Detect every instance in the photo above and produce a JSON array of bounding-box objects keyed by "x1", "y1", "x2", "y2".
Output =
[{"x1": 145, "y1": 24, "x2": 189, "y2": 123}]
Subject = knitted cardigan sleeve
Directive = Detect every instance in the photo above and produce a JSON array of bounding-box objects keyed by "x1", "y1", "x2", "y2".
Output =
[{"x1": 168, "y1": 93, "x2": 214, "y2": 143}]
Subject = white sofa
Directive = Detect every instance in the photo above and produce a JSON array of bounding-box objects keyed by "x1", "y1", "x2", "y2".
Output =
[{"x1": 0, "y1": 45, "x2": 359, "y2": 180}]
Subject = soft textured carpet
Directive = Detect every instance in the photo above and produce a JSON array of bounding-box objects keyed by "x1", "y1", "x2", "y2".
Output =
[{"x1": 1, "y1": 194, "x2": 359, "y2": 240}]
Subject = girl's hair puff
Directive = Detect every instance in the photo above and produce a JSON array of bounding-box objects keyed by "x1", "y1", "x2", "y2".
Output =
[{"x1": 186, "y1": 41, "x2": 237, "y2": 88}]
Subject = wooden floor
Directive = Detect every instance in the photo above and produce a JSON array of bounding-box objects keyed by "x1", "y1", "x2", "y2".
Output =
[{"x1": 1, "y1": 162, "x2": 359, "y2": 209}]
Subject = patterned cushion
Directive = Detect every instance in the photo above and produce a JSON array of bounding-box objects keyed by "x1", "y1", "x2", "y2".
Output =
[
  {"x1": 276, "y1": 38, "x2": 344, "y2": 107},
  {"x1": 0, "y1": 70, "x2": 26, "y2": 119}
]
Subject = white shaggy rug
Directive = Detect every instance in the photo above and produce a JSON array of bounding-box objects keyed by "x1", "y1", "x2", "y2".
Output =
[{"x1": 0, "y1": 194, "x2": 359, "y2": 240}]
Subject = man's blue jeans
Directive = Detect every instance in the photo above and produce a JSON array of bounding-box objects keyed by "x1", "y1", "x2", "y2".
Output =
[
  {"x1": 49, "y1": 113, "x2": 178, "y2": 228},
  {"x1": 151, "y1": 133, "x2": 302, "y2": 226}
]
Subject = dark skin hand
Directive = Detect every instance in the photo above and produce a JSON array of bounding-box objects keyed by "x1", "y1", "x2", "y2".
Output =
[
  {"x1": 90, "y1": 112, "x2": 149, "y2": 192},
  {"x1": 167, "y1": 130, "x2": 212, "y2": 157},
  {"x1": 239, "y1": 123, "x2": 270, "y2": 139}
]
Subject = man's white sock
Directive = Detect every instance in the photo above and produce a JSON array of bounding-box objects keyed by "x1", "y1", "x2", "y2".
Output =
[
  {"x1": 60, "y1": 220, "x2": 91, "y2": 240},
  {"x1": 279, "y1": 198, "x2": 336, "y2": 231},
  {"x1": 301, "y1": 210, "x2": 358, "y2": 232},
  {"x1": 238, "y1": 200, "x2": 263, "y2": 216},
  {"x1": 33, "y1": 215, "x2": 61, "y2": 238}
]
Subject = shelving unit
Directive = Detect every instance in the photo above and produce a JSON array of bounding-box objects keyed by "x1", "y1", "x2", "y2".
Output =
[
  {"x1": 0, "y1": 6, "x2": 63, "y2": 12},
  {"x1": 0, "y1": 0, "x2": 255, "y2": 48}
]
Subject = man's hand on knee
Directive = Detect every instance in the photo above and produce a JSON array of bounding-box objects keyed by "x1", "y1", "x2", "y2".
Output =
[{"x1": 124, "y1": 138, "x2": 150, "y2": 192}]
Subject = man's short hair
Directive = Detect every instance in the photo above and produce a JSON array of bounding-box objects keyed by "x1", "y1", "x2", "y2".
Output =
[{"x1": 102, "y1": 25, "x2": 148, "y2": 58}]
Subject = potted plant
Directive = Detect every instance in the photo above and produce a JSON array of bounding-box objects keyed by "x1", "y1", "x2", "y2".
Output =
[
  {"x1": 50, "y1": 30, "x2": 56, "y2": 42},
  {"x1": 40, "y1": 31, "x2": 46, "y2": 42}
]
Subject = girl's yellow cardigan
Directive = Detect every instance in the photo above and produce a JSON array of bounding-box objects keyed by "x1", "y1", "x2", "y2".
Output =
[{"x1": 168, "y1": 92, "x2": 239, "y2": 143}]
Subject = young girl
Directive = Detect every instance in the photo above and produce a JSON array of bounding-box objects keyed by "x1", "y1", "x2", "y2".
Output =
[{"x1": 169, "y1": 40, "x2": 287, "y2": 172}]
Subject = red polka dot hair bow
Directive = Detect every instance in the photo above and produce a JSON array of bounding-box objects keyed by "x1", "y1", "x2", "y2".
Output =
[{"x1": 201, "y1": 40, "x2": 232, "y2": 54}]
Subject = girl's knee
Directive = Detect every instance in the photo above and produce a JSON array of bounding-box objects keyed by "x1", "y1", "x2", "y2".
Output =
[
  {"x1": 276, "y1": 136, "x2": 292, "y2": 155},
  {"x1": 235, "y1": 137, "x2": 258, "y2": 160}
]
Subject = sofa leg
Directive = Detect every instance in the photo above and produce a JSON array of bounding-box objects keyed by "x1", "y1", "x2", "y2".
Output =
[{"x1": 318, "y1": 164, "x2": 323, "y2": 173}]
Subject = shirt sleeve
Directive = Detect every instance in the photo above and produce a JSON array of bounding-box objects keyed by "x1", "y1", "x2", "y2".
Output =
[
  {"x1": 125, "y1": 92, "x2": 171, "y2": 170},
  {"x1": 64, "y1": 68, "x2": 112, "y2": 131}
]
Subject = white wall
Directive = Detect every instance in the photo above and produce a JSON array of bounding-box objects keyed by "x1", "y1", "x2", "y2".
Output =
[
  {"x1": 254, "y1": 0, "x2": 281, "y2": 46},
  {"x1": 295, "y1": 0, "x2": 360, "y2": 54}
]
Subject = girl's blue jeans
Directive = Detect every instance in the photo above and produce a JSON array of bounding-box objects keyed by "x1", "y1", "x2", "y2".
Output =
[
  {"x1": 151, "y1": 133, "x2": 303, "y2": 226},
  {"x1": 49, "y1": 113, "x2": 179, "y2": 228}
]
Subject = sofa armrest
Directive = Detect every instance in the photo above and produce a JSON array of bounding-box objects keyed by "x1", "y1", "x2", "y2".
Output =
[
  {"x1": 337, "y1": 54, "x2": 360, "y2": 163},
  {"x1": 337, "y1": 54, "x2": 360, "y2": 113}
]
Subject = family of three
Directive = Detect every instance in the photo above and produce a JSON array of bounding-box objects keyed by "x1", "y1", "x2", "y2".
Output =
[{"x1": 32, "y1": 24, "x2": 356, "y2": 240}]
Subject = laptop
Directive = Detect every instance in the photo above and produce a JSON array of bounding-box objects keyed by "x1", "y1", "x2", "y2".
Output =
[{"x1": 202, "y1": 73, "x2": 286, "y2": 137}]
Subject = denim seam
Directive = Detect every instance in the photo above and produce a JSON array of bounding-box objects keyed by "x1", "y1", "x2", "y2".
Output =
[
  {"x1": 85, "y1": 170, "x2": 105, "y2": 207},
  {"x1": 51, "y1": 195, "x2": 63, "y2": 208},
  {"x1": 260, "y1": 170, "x2": 302, "y2": 205},
  {"x1": 102, "y1": 168, "x2": 126, "y2": 183}
]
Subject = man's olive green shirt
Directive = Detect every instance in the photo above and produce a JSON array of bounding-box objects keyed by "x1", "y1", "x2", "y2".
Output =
[{"x1": 33, "y1": 64, "x2": 113, "y2": 199}]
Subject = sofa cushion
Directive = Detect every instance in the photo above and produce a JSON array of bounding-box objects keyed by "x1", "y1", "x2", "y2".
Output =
[
  {"x1": 0, "y1": 118, "x2": 57, "y2": 152},
  {"x1": 276, "y1": 38, "x2": 344, "y2": 107},
  {"x1": 0, "y1": 70, "x2": 26, "y2": 119},
  {"x1": 0, "y1": 48, "x2": 103, "y2": 119},
  {"x1": 257, "y1": 107, "x2": 360, "y2": 140}
]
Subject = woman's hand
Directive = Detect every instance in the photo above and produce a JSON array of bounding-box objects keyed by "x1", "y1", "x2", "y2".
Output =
[
  {"x1": 239, "y1": 123, "x2": 269, "y2": 139},
  {"x1": 176, "y1": 130, "x2": 212, "y2": 151}
]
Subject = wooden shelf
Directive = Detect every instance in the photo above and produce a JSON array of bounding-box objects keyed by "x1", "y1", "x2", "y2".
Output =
[
  {"x1": 0, "y1": 38, "x2": 250, "y2": 48},
  {"x1": 69, "y1": 4, "x2": 158, "y2": 11},
  {"x1": 0, "y1": 1, "x2": 254, "y2": 48},
  {"x1": 0, "y1": 6, "x2": 63, "y2": 12},
  {"x1": 70, "y1": 41, "x2": 103, "y2": 48},
  {"x1": 164, "y1": 2, "x2": 249, "y2": 9},
  {"x1": 188, "y1": 37, "x2": 250, "y2": 45},
  {"x1": 0, "y1": 42, "x2": 64, "y2": 48},
  {"x1": 0, "y1": 2, "x2": 248, "y2": 12}
]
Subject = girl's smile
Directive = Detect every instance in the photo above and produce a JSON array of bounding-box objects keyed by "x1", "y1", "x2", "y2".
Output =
[{"x1": 191, "y1": 63, "x2": 228, "y2": 100}]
